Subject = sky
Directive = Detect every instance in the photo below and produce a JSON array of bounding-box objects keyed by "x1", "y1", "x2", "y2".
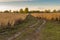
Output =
[{"x1": 0, "y1": 0, "x2": 60, "y2": 11}]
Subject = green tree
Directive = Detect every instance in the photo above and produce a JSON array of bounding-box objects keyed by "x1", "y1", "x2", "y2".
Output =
[
  {"x1": 44, "y1": 10, "x2": 51, "y2": 13},
  {"x1": 20, "y1": 8, "x2": 24, "y2": 13},
  {"x1": 24, "y1": 8, "x2": 29, "y2": 13},
  {"x1": 53, "y1": 9, "x2": 57, "y2": 13}
]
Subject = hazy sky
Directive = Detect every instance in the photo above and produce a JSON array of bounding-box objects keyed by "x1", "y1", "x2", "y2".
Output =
[{"x1": 0, "y1": 0, "x2": 60, "y2": 11}]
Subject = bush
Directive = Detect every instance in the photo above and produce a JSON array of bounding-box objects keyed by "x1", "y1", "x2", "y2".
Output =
[{"x1": 4, "y1": 10, "x2": 9, "y2": 13}]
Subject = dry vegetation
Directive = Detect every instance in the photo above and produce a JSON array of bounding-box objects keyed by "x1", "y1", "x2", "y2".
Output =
[
  {"x1": 0, "y1": 13, "x2": 28, "y2": 27},
  {"x1": 31, "y1": 13, "x2": 60, "y2": 20},
  {"x1": 0, "y1": 13, "x2": 60, "y2": 28},
  {"x1": 0, "y1": 13, "x2": 60, "y2": 40}
]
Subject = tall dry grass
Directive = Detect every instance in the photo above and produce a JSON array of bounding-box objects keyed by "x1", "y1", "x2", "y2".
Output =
[
  {"x1": 31, "y1": 13, "x2": 60, "y2": 20},
  {"x1": 0, "y1": 13, "x2": 60, "y2": 28},
  {"x1": 0, "y1": 13, "x2": 28, "y2": 27}
]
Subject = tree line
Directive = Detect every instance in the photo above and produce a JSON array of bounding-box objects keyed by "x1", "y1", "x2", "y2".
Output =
[{"x1": 0, "y1": 8, "x2": 60, "y2": 13}]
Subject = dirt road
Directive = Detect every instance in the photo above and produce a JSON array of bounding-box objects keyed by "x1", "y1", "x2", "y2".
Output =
[{"x1": 7, "y1": 20, "x2": 46, "y2": 40}]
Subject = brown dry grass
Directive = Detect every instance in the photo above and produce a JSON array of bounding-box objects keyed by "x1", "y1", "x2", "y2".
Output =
[
  {"x1": 31, "y1": 13, "x2": 60, "y2": 20},
  {"x1": 0, "y1": 13, "x2": 28, "y2": 27},
  {"x1": 0, "y1": 13, "x2": 60, "y2": 28}
]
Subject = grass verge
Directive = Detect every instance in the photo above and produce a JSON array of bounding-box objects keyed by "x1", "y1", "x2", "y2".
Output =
[{"x1": 40, "y1": 21, "x2": 60, "y2": 40}]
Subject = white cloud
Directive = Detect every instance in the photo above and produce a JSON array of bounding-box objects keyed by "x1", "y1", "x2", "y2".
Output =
[{"x1": 0, "y1": 0, "x2": 32, "y2": 2}]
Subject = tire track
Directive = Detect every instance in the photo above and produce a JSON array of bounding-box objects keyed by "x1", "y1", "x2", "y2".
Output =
[
  {"x1": 24, "y1": 20, "x2": 46, "y2": 40},
  {"x1": 7, "y1": 20, "x2": 46, "y2": 40},
  {"x1": 7, "y1": 20, "x2": 40, "y2": 40}
]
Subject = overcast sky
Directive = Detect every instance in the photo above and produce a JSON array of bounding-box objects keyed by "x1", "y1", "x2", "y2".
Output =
[{"x1": 0, "y1": 0, "x2": 60, "y2": 11}]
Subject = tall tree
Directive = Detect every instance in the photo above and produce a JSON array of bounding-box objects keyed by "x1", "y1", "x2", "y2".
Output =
[
  {"x1": 24, "y1": 8, "x2": 29, "y2": 13},
  {"x1": 20, "y1": 8, "x2": 24, "y2": 13},
  {"x1": 53, "y1": 9, "x2": 57, "y2": 13}
]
